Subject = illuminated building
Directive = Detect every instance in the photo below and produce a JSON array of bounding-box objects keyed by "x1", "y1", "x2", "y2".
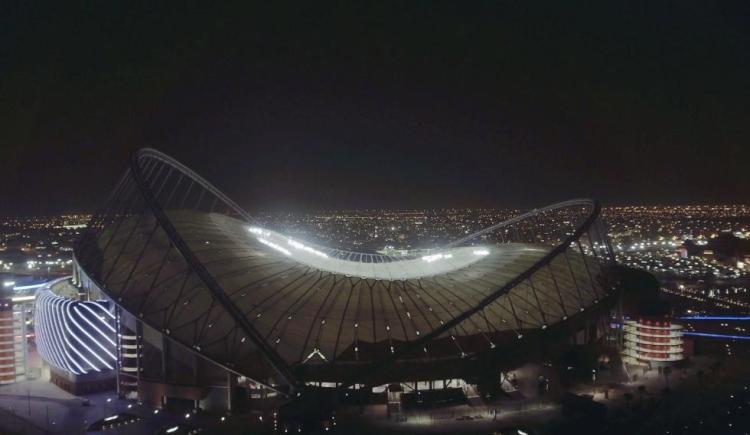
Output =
[
  {"x1": 622, "y1": 317, "x2": 684, "y2": 366},
  {"x1": 67, "y1": 148, "x2": 620, "y2": 411},
  {"x1": 33, "y1": 278, "x2": 116, "y2": 393},
  {"x1": 0, "y1": 297, "x2": 28, "y2": 384}
]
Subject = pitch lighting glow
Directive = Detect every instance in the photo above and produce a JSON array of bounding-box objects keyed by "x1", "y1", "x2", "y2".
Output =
[
  {"x1": 246, "y1": 225, "x2": 498, "y2": 279},
  {"x1": 248, "y1": 227, "x2": 269, "y2": 236},
  {"x1": 257, "y1": 238, "x2": 291, "y2": 256},
  {"x1": 421, "y1": 253, "x2": 453, "y2": 262},
  {"x1": 287, "y1": 239, "x2": 328, "y2": 258},
  {"x1": 3, "y1": 281, "x2": 15, "y2": 287}
]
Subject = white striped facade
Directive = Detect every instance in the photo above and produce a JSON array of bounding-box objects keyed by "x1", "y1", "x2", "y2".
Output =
[{"x1": 34, "y1": 290, "x2": 117, "y2": 375}]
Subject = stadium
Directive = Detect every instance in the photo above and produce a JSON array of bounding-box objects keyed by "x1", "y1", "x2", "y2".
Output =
[{"x1": 61, "y1": 148, "x2": 621, "y2": 414}]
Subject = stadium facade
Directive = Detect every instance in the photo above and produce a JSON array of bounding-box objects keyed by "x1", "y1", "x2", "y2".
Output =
[
  {"x1": 34, "y1": 277, "x2": 117, "y2": 393},
  {"x1": 54, "y1": 148, "x2": 621, "y2": 410}
]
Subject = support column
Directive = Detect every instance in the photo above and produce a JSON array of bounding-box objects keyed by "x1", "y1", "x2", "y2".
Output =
[{"x1": 227, "y1": 372, "x2": 236, "y2": 414}]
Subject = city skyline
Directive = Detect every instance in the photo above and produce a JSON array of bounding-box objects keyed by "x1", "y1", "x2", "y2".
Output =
[
  {"x1": 1, "y1": 3, "x2": 749, "y2": 434},
  {"x1": 1, "y1": 149, "x2": 749, "y2": 434}
]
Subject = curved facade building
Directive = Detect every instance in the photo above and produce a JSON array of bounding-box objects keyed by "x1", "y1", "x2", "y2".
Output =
[
  {"x1": 73, "y1": 149, "x2": 618, "y2": 397},
  {"x1": 32, "y1": 278, "x2": 118, "y2": 393},
  {"x1": 623, "y1": 318, "x2": 684, "y2": 365},
  {"x1": 34, "y1": 290, "x2": 116, "y2": 375}
]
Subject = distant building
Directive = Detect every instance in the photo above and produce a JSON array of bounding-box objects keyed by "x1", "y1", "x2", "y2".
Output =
[
  {"x1": 623, "y1": 316, "x2": 684, "y2": 366},
  {"x1": 0, "y1": 297, "x2": 28, "y2": 384}
]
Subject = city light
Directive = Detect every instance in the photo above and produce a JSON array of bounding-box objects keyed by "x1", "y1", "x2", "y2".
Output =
[
  {"x1": 680, "y1": 316, "x2": 750, "y2": 321},
  {"x1": 10, "y1": 295, "x2": 36, "y2": 302},
  {"x1": 13, "y1": 283, "x2": 46, "y2": 290},
  {"x1": 682, "y1": 332, "x2": 750, "y2": 341}
]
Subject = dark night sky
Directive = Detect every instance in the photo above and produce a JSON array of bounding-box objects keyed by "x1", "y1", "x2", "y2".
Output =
[{"x1": 2, "y1": 2, "x2": 749, "y2": 215}]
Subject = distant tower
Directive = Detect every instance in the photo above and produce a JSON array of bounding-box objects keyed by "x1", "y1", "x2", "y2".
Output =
[{"x1": 623, "y1": 316, "x2": 684, "y2": 366}]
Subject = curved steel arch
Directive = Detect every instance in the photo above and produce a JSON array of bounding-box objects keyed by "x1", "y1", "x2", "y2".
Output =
[
  {"x1": 337, "y1": 199, "x2": 611, "y2": 388},
  {"x1": 131, "y1": 148, "x2": 255, "y2": 224},
  {"x1": 76, "y1": 148, "x2": 615, "y2": 391},
  {"x1": 128, "y1": 149, "x2": 298, "y2": 389}
]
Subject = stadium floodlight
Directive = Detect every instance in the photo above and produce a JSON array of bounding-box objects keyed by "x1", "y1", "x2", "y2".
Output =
[
  {"x1": 257, "y1": 238, "x2": 292, "y2": 256},
  {"x1": 288, "y1": 239, "x2": 329, "y2": 258},
  {"x1": 421, "y1": 253, "x2": 452, "y2": 262}
]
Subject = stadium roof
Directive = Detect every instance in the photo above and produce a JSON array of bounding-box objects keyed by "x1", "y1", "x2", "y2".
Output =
[{"x1": 76, "y1": 149, "x2": 615, "y2": 390}]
